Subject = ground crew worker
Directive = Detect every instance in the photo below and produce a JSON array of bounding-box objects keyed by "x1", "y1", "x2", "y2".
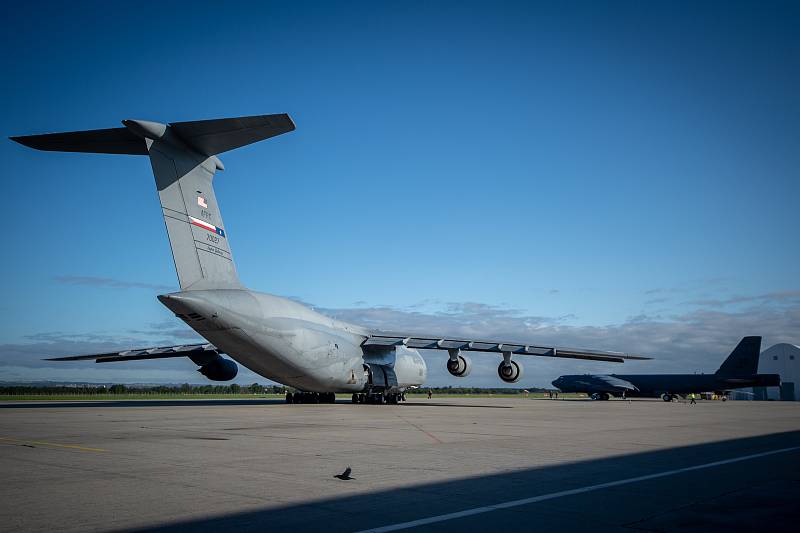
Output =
[{"x1": 689, "y1": 393, "x2": 697, "y2": 405}]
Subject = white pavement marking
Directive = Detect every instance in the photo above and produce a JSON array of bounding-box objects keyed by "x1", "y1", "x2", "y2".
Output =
[{"x1": 355, "y1": 445, "x2": 800, "y2": 533}]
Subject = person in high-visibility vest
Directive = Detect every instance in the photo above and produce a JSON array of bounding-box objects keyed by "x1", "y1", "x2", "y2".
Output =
[{"x1": 689, "y1": 393, "x2": 697, "y2": 405}]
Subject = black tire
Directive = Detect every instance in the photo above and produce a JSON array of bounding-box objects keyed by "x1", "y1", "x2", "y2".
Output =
[{"x1": 286, "y1": 392, "x2": 293, "y2": 404}]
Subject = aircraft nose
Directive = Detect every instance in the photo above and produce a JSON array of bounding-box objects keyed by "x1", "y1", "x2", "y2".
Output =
[{"x1": 551, "y1": 377, "x2": 562, "y2": 388}]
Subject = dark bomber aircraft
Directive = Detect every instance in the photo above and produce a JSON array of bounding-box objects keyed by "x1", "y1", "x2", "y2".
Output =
[
  {"x1": 552, "y1": 336, "x2": 780, "y2": 401},
  {"x1": 13, "y1": 113, "x2": 649, "y2": 404}
]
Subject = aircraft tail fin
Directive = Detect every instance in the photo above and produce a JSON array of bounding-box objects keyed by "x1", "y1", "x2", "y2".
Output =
[
  {"x1": 11, "y1": 114, "x2": 295, "y2": 290},
  {"x1": 715, "y1": 336, "x2": 762, "y2": 376}
]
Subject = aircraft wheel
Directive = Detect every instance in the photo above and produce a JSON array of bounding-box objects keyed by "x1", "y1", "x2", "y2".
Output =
[
  {"x1": 369, "y1": 393, "x2": 385, "y2": 404},
  {"x1": 661, "y1": 393, "x2": 672, "y2": 402},
  {"x1": 600, "y1": 393, "x2": 610, "y2": 401},
  {"x1": 286, "y1": 392, "x2": 293, "y2": 404},
  {"x1": 590, "y1": 393, "x2": 600, "y2": 401}
]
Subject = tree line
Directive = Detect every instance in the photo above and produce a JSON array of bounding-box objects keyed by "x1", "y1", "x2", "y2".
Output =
[
  {"x1": 1, "y1": 384, "x2": 549, "y2": 395},
  {"x1": 0, "y1": 384, "x2": 289, "y2": 395}
]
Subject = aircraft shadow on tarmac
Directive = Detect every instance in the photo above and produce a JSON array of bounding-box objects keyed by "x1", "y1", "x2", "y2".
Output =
[
  {"x1": 118, "y1": 431, "x2": 800, "y2": 533},
  {"x1": 398, "y1": 401, "x2": 514, "y2": 409},
  {"x1": 0, "y1": 399, "x2": 288, "y2": 409},
  {"x1": 0, "y1": 399, "x2": 513, "y2": 409}
]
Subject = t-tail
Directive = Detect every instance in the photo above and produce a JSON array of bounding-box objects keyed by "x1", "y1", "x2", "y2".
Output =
[
  {"x1": 715, "y1": 336, "x2": 762, "y2": 377},
  {"x1": 11, "y1": 114, "x2": 295, "y2": 290}
]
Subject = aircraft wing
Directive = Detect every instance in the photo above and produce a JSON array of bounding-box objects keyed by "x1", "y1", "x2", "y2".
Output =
[
  {"x1": 595, "y1": 375, "x2": 639, "y2": 391},
  {"x1": 362, "y1": 334, "x2": 650, "y2": 363},
  {"x1": 44, "y1": 343, "x2": 220, "y2": 363}
]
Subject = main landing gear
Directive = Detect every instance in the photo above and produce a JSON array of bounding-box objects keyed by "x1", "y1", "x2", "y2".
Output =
[
  {"x1": 661, "y1": 393, "x2": 675, "y2": 402},
  {"x1": 286, "y1": 392, "x2": 336, "y2": 404},
  {"x1": 590, "y1": 392, "x2": 610, "y2": 401},
  {"x1": 351, "y1": 392, "x2": 404, "y2": 405}
]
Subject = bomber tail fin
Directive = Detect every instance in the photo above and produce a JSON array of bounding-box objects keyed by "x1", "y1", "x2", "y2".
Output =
[
  {"x1": 12, "y1": 113, "x2": 295, "y2": 290},
  {"x1": 715, "y1": 336, "x2": 762, "y2": 376}
]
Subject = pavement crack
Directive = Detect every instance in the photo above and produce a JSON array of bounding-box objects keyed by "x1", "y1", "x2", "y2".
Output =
[
  {"x1": 620, "y1": 482, "x2": 774, "y2": 531},
  {"x1": 391, "y1": 413, "x2": 443, "y2": 444}
]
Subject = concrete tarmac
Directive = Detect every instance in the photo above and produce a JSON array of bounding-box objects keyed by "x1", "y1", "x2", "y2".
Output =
[{"x1": 1, "y1": 397, "x2": 798, "y2": 532}]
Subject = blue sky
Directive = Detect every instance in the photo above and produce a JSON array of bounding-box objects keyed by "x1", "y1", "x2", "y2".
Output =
[{"x1": 1, "y1": 1, "x2": 798, "y2": 386}]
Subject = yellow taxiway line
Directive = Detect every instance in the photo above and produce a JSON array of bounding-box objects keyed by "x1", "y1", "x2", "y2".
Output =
[{"x1": 0, "y1": 436, "x2": 107, "y2": 453}]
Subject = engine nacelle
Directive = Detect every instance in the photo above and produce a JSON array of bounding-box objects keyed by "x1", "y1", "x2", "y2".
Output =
[
  {"x1": 498, "y1": 360, "x2": 523, "y2": 383},
  {"x1": 198, "y1": 356, "x2": 238, "y2": 381},
  {"x1": 446, "y1": 354, "x2": 472, "y2": 378}
]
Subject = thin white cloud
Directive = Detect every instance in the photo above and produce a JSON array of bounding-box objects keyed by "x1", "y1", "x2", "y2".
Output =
[
  {"x1": 54, "y1": 275, "x2": 175, "y2": 292},
  {"x1": 2, "y1": 294, "x2": 797, "y2": 388}
]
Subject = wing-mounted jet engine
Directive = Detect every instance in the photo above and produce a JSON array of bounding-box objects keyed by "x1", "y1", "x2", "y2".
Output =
[
  {"x1": 446, "y1": 349, "x2": 472, "y2": 378},
  {"x1": 498, "y1": 351, "x2": 524, "y2": 384},
  {"x1": 190, "y1": 352, "x2": 238, "y2": 381}
]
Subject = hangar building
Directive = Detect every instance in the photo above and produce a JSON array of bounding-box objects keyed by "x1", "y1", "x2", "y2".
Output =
[{"x1": 755, "y1": 343, "x2": 799, "y2": 401}]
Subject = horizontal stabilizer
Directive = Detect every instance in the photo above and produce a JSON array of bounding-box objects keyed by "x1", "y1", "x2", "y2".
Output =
[
  {"x1": 10, "y1": 127, "x2": 147, "y2": 155},
  {"x1": 169, "y1": 113, "x2": 295, "y2": 156},
  {"x1": 11, "y1": 113, "x2": 295, "y2": 157}
]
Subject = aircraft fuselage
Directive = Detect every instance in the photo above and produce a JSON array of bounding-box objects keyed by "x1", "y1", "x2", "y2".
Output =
[{"x1": 158, "y1": 289, "x2": 427, "y2": 392}]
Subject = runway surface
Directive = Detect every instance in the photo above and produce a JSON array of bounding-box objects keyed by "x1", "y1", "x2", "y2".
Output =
[{"x1": 1, "y1": 397, "x2": 799, "y2": 532}]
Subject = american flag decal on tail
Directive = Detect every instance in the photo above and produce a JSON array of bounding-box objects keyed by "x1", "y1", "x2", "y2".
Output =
[{"x1": 189, "y1": 216, "x2": 226, "y2": 237}]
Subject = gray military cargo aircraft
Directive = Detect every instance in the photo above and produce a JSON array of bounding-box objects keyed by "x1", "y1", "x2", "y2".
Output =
[
  {"x1": 12, "y1": 113, "x2": 649, "y2": 404},
  {"x1": 552, "y1": 336, "x2": 780, "y2": 401}
]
